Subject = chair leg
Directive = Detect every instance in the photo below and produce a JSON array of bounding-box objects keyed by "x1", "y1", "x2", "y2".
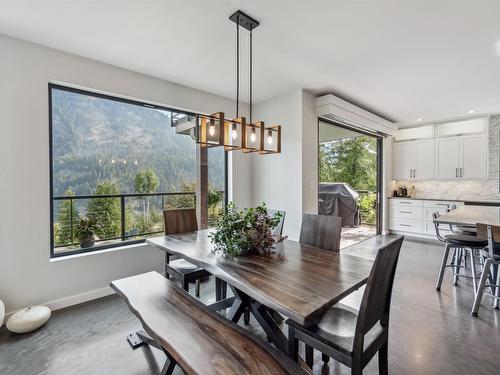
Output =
[
  {"x1": 472, "y1": 259, "x2": 491, "y2": 316},
  {"x1": 243, "y1": 308, "x2": 250, "y2": 324},
  {"x1": 469, "y1": 249, "x2": 478, "y2": 295},
  {"x1": 378, "y1": 342, "x2": 388, "y2": 375},
  {"x1": 305, "y1": 345, "x2": 314, "y2": 368},
  {"x1": 322, "y1": 353, "x2": 329, "y2": 365},
  {"x1": 182, "y1": 277, "x2": 189, "y2": 292},
  {"x1": 436, "y1": 244, "x2": 451, "y2": 291},
  {"x1": 195, "y1": 279, "x2": 200, "y2": 297},
  {"x1": 351, "y1": 363, "x2": 362, "y2": 375},
  {"x1": 288, "y1": 326, "x2": 299, "y2": 362},
  {"x1": 453, "y1": 248, "x2": 463, "y2": 285},
  {"x1": 494, "y1": 265, "x2": 500, "y2": 309}
]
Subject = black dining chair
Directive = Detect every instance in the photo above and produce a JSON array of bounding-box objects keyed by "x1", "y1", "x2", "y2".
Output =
[
  {"x1": 287, "y1": 236, "x2": 404, "y2": 374},
  {"x1": 299, "y1": 213, "x2": 343, "y2": 252},
  {"x1": 471, "y1": 223, "x2": 500, "y2": 316},
  {"x1": 163, "y1": 209, "x2": 211, "y2": 297}
]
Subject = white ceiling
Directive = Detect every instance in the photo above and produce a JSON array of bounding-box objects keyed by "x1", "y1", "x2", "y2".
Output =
[{"x1": 1, "y1": 0, "x2": 500, "y2": 123}]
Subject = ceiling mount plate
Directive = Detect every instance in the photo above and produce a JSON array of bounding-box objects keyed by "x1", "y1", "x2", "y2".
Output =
[{"x1": 229, "y1": 10, "x2": 260, "y2": 31}]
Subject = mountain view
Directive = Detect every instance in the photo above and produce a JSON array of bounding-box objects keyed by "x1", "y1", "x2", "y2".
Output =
[{"x1": 51, "y1": 88, "x2": 225, "y2": 197}]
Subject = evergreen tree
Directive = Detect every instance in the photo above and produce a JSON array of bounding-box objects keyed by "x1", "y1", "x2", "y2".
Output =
[
  {"x1": 87, "y1": 181, "x2": 121, "y2": 239},
  {"x1": 56, "y1": 189, "x2": 80, "y2": 246},
  {"x1": 134, "y1": 169, "x2": 159, "y2": 229}
]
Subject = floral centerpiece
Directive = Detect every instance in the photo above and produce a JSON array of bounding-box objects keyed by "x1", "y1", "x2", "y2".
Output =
[{"x1": 209, "y1": 203, "x2": 282, "y2": 256}]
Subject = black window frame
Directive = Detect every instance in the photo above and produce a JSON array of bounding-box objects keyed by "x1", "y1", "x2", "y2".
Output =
[{"x1": 49, "y1": 83, "x2": 228, "y2": 258}]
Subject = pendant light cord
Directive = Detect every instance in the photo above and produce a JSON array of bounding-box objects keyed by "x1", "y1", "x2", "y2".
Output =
[
  {"x1": 250, "y1": 29, "x2": 253, "y2": 124},
  {"x1": 236, "y1": 22, "x2": 239, "y2": 118}
]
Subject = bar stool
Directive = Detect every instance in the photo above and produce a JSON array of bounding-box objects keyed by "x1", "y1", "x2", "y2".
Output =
[
  {"x1": 434, "y1": 212, "x2": 487, "y2": 294},
  {"x1": 471, "y1": 223, "x2": 500, "y2": 316}
]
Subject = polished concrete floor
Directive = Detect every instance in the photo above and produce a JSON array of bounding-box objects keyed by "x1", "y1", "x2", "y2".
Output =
[{"x1": 1, "y1": 238, "x2": 499, "y2": 375}]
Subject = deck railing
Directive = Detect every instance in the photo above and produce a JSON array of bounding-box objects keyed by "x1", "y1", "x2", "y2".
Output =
[
  {"x1": 52, "y1": 191, "x2": 224, "y2": 254},
  {"x1": 357, "y1": 190, "x2": 377, "y2": 225}
]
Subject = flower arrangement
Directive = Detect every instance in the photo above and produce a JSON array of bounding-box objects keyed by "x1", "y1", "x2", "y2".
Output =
[{"x1": 209, "y1": 202, "x2": 282, "y2": 256}]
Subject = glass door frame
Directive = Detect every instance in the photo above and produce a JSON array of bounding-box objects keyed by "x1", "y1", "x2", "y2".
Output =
[{"x1": 317, "y1": 118, "x2": 383, "y2": 235}]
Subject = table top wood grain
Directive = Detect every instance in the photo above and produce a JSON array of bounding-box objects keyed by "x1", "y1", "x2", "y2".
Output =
[
  {"x1": 147, "y1": 230, "x2": 381, "y2": 325},
  {"x1": 433, "y1": 205, "x2": 500, "y2": 227}
]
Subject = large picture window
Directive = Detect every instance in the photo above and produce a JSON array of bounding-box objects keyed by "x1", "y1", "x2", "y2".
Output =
[{"x1": 49, "y1": 84, "x2": 226, "y2": 257}]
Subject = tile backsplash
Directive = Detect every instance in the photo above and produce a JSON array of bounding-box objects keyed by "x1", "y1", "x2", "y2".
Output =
[{"x1": 394, "y1": 114, "x2": 500, "y2": 201}]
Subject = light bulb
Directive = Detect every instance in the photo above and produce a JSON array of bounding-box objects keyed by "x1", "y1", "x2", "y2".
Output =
[
  {"x1": 231, "y1": 123, "x2": 238, "y2": 140},
  {"x1": 98, "y1": 159, "x2": 102, "y2": 163},
  {"x1": 134, "y1": 160, "x2": 138, "y2": 165},
  {"x1": 267, "y1": 130, "x2": 273, "y2": 145},
  {"x1": 111, "y1": 159, "x2": 115, "y2": 164},
  {"x1": 250, "y1": 127, "x2": 257, "y2": 143},
  {"x1": 123, "y1": 160, "x2": 127, "y2": 164},
  {"x1": 208, "y1": 120, "x2": 215, "y2": 136}
]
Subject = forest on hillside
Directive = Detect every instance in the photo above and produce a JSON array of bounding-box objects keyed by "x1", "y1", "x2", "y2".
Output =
[{"x1": 51, "y1": 88, "x2": 225, "y2": 197}]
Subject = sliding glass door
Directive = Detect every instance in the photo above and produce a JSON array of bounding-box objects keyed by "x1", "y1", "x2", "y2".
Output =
[{"x1": 318, "y1": 120, "x2": 382, "y2": 247}]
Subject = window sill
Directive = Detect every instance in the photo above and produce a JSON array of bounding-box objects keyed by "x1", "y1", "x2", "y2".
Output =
[{"x1": 49, "y1": 242, "x2": 151, "y2": 262}]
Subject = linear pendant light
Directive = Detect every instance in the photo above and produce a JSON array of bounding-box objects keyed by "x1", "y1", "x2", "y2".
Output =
[{"x1": 196, "y1": 10, "x2": 281, "y2": 154}]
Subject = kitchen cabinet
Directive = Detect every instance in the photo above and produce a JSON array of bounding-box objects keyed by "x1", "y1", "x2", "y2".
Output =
[
  {"x1": 388, "y1": 199, "x2": 463, "y2": 238},
  {"x1": 435, "y1": 134, "x2": 487, "y2": 180},
  {"x1": 392, "y1": 140, "x2": 434, "y2": 180}
]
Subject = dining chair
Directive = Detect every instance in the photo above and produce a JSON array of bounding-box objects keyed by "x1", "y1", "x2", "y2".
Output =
[
  {"x1": 268, "y1": 209, "x2": 286, "y2": 238},
  {"x1": 471, "y1": 223, "x2": 500, "y2": 316},
  {"x1": 434, "y1": 212, "x2": 486, "y2": 293},
  {"x1": 287, "y1": 236, "x2": 404, "y2": 375},
  {"x1": 163, "y1": 209, "x2": 211, "y2": 297},
  {"x1": 299, "y1": 214, "x2": 343, "y2": 252},
  {"x1": 446, "y1": 204, "x2": 476, "y2": 236}
]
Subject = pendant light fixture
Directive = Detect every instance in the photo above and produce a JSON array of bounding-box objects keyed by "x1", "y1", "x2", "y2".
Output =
[{"x1": 197, "y1": 10, "x2": 281, "y2": 154}]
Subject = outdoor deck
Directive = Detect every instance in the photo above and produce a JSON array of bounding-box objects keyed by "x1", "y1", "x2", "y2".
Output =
[{"x1": 340, "y1": 224, "x2": 377, "y2": 248}]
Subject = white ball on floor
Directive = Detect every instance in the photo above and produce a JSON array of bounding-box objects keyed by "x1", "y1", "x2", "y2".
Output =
[
  {"x1": 0, "y1": 299, "x2": 5, "y2": 326},
  {"x1": 6, "y1": 306, "x2": 51, "y2": 334}
]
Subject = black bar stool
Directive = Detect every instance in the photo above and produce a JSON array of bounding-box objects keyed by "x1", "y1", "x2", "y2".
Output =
[{"x1": 434, "y1": 212, "x2": 487, "y2": 294}]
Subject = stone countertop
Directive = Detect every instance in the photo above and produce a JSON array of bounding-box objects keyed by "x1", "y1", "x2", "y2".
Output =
[{"x1": 387, "y1": 196, "x2": 500, "y2": 205}]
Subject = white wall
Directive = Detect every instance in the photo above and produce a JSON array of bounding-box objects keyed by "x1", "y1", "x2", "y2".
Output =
[
  {"x1": 301, "y1": 91, "x2": 319, "y2": 214},
  {"x1": 0, "y1": 34, "x2": 251, "y2": 315},
  {"x1": 251, "y1": 90, "x2": 304, "y2": 240}
]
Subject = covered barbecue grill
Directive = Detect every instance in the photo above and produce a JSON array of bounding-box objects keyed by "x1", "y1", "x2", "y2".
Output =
[{"x1": 318, "y1": 183, "x2": 360, "y2": 227}]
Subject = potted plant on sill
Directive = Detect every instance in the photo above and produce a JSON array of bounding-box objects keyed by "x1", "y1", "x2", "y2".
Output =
[
  {"x1": 209, "y1": 202, "x2": 282, "y2": 256},
  {"x1": 75, "y1": 216, "x2": 101, "y2": 249}
]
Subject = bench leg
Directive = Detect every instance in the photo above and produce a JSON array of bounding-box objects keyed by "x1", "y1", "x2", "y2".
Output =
[{"x1": 160, "y1": 352, "x2": 177, "y2": 375}]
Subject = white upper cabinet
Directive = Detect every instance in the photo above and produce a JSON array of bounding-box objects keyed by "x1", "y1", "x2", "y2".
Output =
[
  {"x1": 392, "y1": 139, "x2": 434, "y2": 180},
  {"x1": 393, "y1": 142, "x2": 414, "y2": 180},
  {"x1": 393, "y1": 116, "x2": 488, "y2": 181},
  {"x1": 414, "y1": 140, "x2": 435, "y2": 180},
  {"x1": 460, "y1": 134, "x2": 487, "y2": 179},
  {"x1": 435, "y1": 137, "x2": 460, "y2": 179},
  {"x1": 435, "y1": 134, "x2": 487, "y2": 180},
  {"x1": 435, "y1": 117, "x2": 486, "y2": 137}
]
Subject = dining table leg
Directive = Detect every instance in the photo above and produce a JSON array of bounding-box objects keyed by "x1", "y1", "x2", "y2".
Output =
[{"x1": 227, "y1": 285, "x2": 288, "y2": 353}]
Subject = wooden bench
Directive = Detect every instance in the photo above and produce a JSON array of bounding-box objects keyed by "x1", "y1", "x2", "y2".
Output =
[{"x1": 111, "y1": 271, "x2": 307, "y2": 375}]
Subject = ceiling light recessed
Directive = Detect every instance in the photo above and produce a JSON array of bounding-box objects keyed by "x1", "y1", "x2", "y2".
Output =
[
  {"x1": 416, "y1": 118, "x2": 422, "y2": 122},
  {"x1": 468, "y1": 110, "x2": 475, "y2": 114}
]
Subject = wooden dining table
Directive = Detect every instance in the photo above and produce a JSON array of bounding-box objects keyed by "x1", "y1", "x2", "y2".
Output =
[
  {"x1": 433, "y1": 205, "x2": 500, "y2": 227},
  {"x1": 147, "y1": 230, "x2": 381, "y2": 353}
]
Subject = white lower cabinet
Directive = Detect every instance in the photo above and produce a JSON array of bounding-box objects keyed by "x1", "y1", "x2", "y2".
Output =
[{"x1": 388, "y1": 199, "x2": 463, "y2": 238}]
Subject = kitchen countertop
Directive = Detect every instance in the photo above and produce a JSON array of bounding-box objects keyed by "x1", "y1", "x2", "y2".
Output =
[{"x1": 388, "y1": 196, "x2": 500, "y2": 206}]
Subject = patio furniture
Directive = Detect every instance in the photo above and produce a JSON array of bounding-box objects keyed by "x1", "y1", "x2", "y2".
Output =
[
  {"x1": 286, "y1": 236, "x2": 404, "y2": 374},
  {"x1": 318, "y1": 183, "x2": 360, "y2": 227},
  {"x1": 163, "y1": 209, "x2": 211, "y2": 297}
]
